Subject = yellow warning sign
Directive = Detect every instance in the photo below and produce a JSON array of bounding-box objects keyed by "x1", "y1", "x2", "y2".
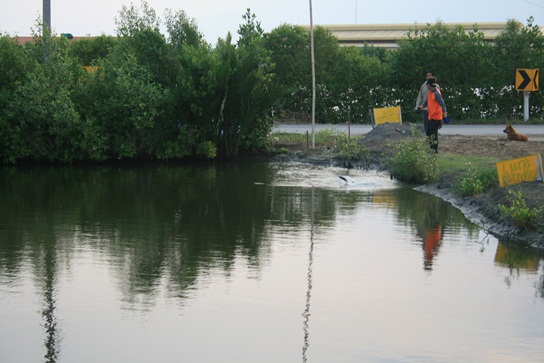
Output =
[
  {"x1": 372, "y1": 106, "x2": 402, "y2": 126},
  {"x1": 515, "y1": 68, "x2": 539, "y2": 91},
  {"x1": 496, "y1": 153, "x2": 543, "y2": 187},
  {"x1": 82, "y1": 66, "x2": 100, "y2": 73}
]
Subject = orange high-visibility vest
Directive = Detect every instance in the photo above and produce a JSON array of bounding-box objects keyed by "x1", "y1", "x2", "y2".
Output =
[{"x1": 427, "y1": 89, "x2": 443, "y2": 121}]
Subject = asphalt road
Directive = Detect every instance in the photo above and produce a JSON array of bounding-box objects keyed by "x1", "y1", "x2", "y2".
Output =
[{"x1": 273, "y1": 123, "x2": 544, "y2": 137}]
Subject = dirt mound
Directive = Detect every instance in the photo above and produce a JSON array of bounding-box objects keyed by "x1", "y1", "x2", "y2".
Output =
[{"x1": 360, "y1": 123, "x2": 422, "y2": 154}]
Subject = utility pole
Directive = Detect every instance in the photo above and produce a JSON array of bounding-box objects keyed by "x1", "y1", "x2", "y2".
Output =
[
  {"x1": 355, "y1": 0, "x2": 358, "y2": 24},
  {"x1": 43, "y1": 0, "x2": 51, "y2": 32},
  {"x1": 43, "y1": 0, "x2": 51, "y2": 62},
  {"x1": 309, "y1": 0, "x2": 316, "y2": 149}
]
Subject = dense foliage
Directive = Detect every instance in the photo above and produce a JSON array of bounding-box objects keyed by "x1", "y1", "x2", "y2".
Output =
[
  {"x1": 392, "y1": 19, "x2": 544, "y2": 121},
  {"x1": 0, "y1": 2, "x2": 542, "y2": 163},
  {"x1": 386, "y1": 128, "x2": 439, "y2": 184}
]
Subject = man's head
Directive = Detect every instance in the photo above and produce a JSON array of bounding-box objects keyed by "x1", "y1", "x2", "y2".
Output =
[{"x1": 425, "y1": 71, "x2": 434, "y2": 81}]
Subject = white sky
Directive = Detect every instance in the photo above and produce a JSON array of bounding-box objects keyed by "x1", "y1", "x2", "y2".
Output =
[{"x1": 1, "y1": 0, "x2": 543, "y2": 45}]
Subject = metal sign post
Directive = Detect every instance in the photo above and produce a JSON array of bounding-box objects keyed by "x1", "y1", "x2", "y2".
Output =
[{"x1": 524, "y1": 92, "x2": 530, "y2": 122}]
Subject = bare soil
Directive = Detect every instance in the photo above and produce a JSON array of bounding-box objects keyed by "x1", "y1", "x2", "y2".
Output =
[{"x1": 272, "y1": 123, "x2": 544, "y2": 248}]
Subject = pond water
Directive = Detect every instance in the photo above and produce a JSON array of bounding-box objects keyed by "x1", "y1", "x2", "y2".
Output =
[{"x1": 1, "y1": 163, "x2": 543, "y2": 363}]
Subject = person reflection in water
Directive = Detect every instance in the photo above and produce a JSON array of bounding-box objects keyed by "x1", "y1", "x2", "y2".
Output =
[
  {"x1": 414, "y1": 196, "x2": 444, "y2": 270},
  {"x1": 423, "y1": 225, "x2": 442, "y2": 271}
]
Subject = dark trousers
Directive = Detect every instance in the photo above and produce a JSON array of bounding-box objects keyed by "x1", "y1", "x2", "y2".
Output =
[
  {"x1": 422, "y1": 110, "x2": 429, "y2": 133},
  {"x1": 426, "y1": 119, "x2": 441, "y2": 153}
]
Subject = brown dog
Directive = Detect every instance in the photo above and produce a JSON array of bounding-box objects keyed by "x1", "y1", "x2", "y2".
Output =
[{"x1": 503, "y1": 125, "x2": 528, "y2": 142}]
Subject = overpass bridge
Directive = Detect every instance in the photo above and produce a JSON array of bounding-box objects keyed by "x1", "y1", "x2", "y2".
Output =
[{"x1": 302, "y1": 22, "x2": 512, "y2": 49}]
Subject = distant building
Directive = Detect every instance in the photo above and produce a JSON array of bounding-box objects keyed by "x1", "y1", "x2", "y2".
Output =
[
  {"x1": 11, "y1": 22, "x2": 537, "y2": 49},
  {"x1": 302, "y1": 22, "x2": 512, "y2": 49},
  {"x1": 11, "y1": 35, "x2": 96, "y2": 45}
]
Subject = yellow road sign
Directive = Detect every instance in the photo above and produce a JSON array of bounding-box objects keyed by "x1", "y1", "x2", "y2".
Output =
[
  {"x1": 372, "y1": 106, "x2": 402, "y2": 126},
  {"x1": 516, "y1": 68, "x2": 539, "y2": 91},
  {"x1": 496, "y1": 153, "x2": 543, "y2": 187}
]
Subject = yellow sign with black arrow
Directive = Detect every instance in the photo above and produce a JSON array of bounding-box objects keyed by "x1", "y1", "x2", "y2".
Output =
[{"x1": 516, "y1": 68, "x2": 539, "y2": 91}]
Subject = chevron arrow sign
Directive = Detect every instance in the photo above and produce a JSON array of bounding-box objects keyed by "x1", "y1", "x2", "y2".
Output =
[{"x1": 516, "y1": 68, "x2": 539, "y2": 91}]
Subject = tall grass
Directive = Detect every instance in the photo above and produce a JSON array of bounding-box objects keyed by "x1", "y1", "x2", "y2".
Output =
[{"x1": 437, "y1": 153, "x2": 499, "y2": 175}]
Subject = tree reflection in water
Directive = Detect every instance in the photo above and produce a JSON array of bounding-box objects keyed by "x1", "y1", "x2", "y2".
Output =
[
  {"x1": 2, "y1": 165, "x2": 544, "y2": 362},
  {"x1": 41, "y1": 242, "x2": 60, "y2": 363}
]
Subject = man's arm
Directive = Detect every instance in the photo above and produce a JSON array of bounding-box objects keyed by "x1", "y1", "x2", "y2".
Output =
[
  {"x1": 415, "y1": 85, "x2": 424, "y2": 109},
  {"x1": 421, "y1": 98, "x2": 428, "y2": 109}
]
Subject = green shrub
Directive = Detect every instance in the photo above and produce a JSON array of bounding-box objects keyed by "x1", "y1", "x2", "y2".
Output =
[
  {"x1": 196, "y1": 141, "x2": 217, "y2": 159},
  {"x1": 333, "y1": 133, "x2": 369, "y2": 166},
  {"x1": 478, "y1": 168, "x2": 499, "y2": 188},
  {"x1": 499, "y1": 190, "x2": 542, "y2": 230},
  {"x1": 387, "y1": 133, "x2": 438, "y2": 184},
  {"x1": 315, "y1": 128, "x2": 343, "y2": 147},
  {"x1": 454, "y1": 164, "x2": 498, "y2": 196}
]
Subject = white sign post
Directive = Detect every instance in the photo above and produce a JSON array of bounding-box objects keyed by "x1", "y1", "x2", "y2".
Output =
[{"x1": 524, "y1": 91, "x2": 530, "y2": 122}]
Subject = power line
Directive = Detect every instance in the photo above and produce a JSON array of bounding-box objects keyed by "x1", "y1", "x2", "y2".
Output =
[{"x1": 521, "y1": 0, "x2": 544, "y2": 10}]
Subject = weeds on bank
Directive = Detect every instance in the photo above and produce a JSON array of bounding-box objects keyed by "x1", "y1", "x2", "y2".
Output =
[
  {"x1": 272, "y1": 129, "x2": 345, "y2": 147},
  {"x1": 386, "y1": 130, "x2": 439, "y2": 184},
  {"x1": 499, "y1": 190, "x2": 544, "y2": 231},
  {"x1": 317, "y1": 128, "x2": 369, "y2": 167},
  {"x1": 332, "y1": 133, "x2": 369, "y2": 167},
  {"x1": 272, "y1": 128, "x2": 369, "y2": 166},
  {"x1": 450, "y1": 163, "x2": 543, "y2": 232},
  {"x1": 453, "y1": 163, "x2": 498, "y2": 197}
]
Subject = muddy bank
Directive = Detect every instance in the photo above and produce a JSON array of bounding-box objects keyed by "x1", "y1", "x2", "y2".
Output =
[
  {"x1": 272, "y1": 123, "x2": 544, "y2": 249},
  {"x1": 415, "y1": 182, "x2": 544, "y2": 249}
]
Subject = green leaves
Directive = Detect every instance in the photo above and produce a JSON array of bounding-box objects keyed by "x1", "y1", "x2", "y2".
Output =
[
  {"x1": 392, "y1": 19, "x2": 544, "y2": 120},
  {"x1": 212, "y1": 31, "x2": 278, "y2": 156},
  {"x1": 164, "y1": 8, "x2": 203, "y2": 48},
  {"x1": 500, "y1": 190, "x2": 543, "y2": 230},
  {"x1": 387, "y1": 131, "x2": 439, "y2": 184},
  {"x1": 453, "y1": 165, "x2": 498, "y2": 197},
  {"x1": 114, "y1": 0, "x2": 160, "y2": 37}
]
